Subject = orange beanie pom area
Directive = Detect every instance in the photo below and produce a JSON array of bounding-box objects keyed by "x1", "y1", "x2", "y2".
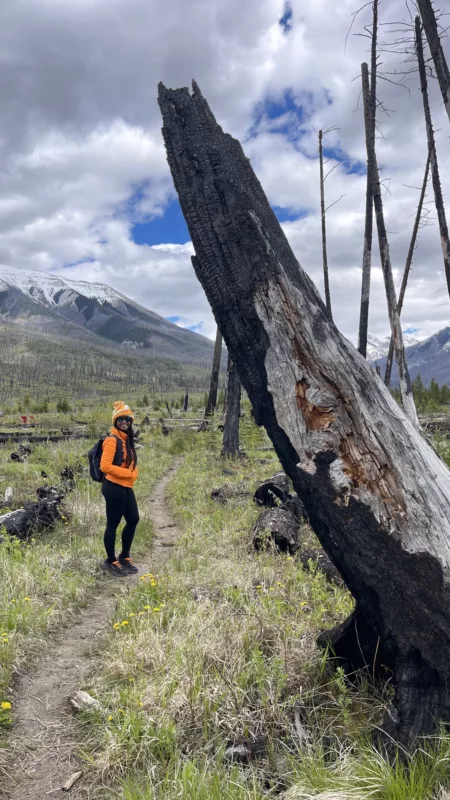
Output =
[{"x1": 112, "y1": 401, "x2": 135, "y2": 423}]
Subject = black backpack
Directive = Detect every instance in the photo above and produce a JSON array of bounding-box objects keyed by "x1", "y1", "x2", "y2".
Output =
[{"x1": 88, "y1": 434, "x2": 123, "y2": 483}]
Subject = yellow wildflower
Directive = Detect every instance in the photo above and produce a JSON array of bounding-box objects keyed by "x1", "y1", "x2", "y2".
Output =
[
  {"x1": 143, "y1": 605, "x2": 151, "y2": 611},
  {"x1": 1, "y1": 701, "x2": 11, "y2": 710},
  {"x1": 129, "y1": 613, "x2": 136, "y2": 618},
  {"x1": 113, "y1": 623, "x2": 120, "y2": 630},
  {"x1": 107, "y1": 715, "x2": 113, "y2": 721},
  {"x1": 24, "y1": 597, "x2": 31, "y2": 602},
  {"x1": 153, "y1": 607, "x2": 161, "y2": 612},
  {"x1": 269, "y1": 588, "x2": 275, "y2": 592},
  {"x1": 120, "y1": 620, "x2": 129, "y2": 627}
]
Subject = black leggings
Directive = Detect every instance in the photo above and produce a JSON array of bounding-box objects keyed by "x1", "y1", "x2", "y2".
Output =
[{"x1": 101, "y1": 480, "x2": 140, "y2": 562}]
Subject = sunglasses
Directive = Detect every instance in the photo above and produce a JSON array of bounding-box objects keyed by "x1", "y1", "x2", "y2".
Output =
[{"x1": 116, "y1": 416, "x2": 132, "y2": 424}]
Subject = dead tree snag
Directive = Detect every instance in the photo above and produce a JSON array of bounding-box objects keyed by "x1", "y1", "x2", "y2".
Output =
[
  {"x1": 205, "y1": 326, "x2": 223, "y2": 416},
  {"x1": 159, "y1": 80, "x2": 450, "y2": 747}
]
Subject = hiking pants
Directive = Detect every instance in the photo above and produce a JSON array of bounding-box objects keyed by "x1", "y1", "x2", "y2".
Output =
[{"x1": 102, "y1": 479, "x2": 140, "y2": 562}]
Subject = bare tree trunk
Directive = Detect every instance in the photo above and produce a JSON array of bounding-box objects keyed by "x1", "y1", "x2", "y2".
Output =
[
  {"x1": 222, "y1": 356, "x2": 241, "y2": 457},
  {"x1": 205, "y1": 326, "x2": 222, "y2": 417},
  {"x1": 361, "y1": 63, "x2": 418, "y2": 426},
  {"x1": 319, "y1": 130, "x2": 332, "y2": 319},
  {"x1": 182, "y1": 390, "x2": 189, "y2": 413},
  {"x1": 158, "y1": 80, "x2": 450, "y2": 746},
  {"x1": 417, "y1": 0, "x2": 450, "y2": 125},
  {"x1": 416, "y1": 16, "x2": 450, "y2": 299},
  {"x1": 358, "y1": 0, "x2": 378, "y2": 358},
  {"x1": 384, "y1": 152, "x2": 431, "y2": 387}
]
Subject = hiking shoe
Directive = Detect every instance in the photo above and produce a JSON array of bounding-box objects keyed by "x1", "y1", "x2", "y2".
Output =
[
  {"x1": 119, "y1": 557, "x2": 139, "y2": 574},
  {"x1": 102, "y1": 559, "x2": 127, "y2": 577}
]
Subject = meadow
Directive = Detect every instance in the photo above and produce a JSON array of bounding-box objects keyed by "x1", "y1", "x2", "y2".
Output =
[{"x1": 1, "y1": 398, "x2": 450, "y2": 799}]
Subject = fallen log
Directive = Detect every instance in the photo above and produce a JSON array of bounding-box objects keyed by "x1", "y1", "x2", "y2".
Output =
[
  {"x1": 254, "y1": 472, "x2": 290, "y2": 507},
  {"x1": 252, "y1": 508, "x2": 299, "y2": 555},
  {"x1": 0, "y1": 497, "x2": 63, "y2": 541},
  {"x1": 159, "y1": 81, "x2": 450, "y2": 747},
  {"x1": 0, "y1": 432, "x2": 90, "y2": 445}
]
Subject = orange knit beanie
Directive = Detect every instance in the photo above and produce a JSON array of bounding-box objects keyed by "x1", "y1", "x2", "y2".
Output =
[{"x1": 112, "y1": 401, "x2": 134, "y2": 423}]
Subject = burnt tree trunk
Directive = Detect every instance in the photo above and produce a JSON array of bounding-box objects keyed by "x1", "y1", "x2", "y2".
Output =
[
  {"x1": 357, "y1": 0, "x2": 377, "y2": 358},
  {"x1": 361, "y1": 63, "x2": 418, "y2": 426},
  {"x1": 205, "y1": 326, "x2": 223, "y2": 416},
  {"x1": 319, "y1": 130, "x2": 332, "y2": 319},
  {"x1": 384, "y1": 152, "x2": 431, "y2": 387},
  {"x1": 417, "y1": 0, "x2": 450, "y2": 125},
  {"x1": 416, "y1": 17, "x2": 450, "y2": 300},
  {"x1": 222, "y1": 356, "x2": 241, "y2": 457},
  {"x1": 159, "y1": 80, "x2": 450, "y2": 747}
]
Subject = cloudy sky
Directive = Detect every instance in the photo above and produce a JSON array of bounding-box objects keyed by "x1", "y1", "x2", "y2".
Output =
[{"x1": 0, "y1": 0, "x2": 449, "y2": 342}]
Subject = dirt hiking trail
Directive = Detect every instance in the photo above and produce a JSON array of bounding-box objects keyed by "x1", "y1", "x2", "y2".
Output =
[{"x1": 0, "y1": 460, "x2": 182, "y2": 800}]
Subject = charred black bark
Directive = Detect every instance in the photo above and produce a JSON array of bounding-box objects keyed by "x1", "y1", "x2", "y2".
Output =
[
  {"x1": 205, "y1": 326, "x2": 223, "y2": 416},
  {"x1": 357, "y1": 0, "x2": 378, "y2": 358},
  {"x1": 221, "y1": 356, "x2": 241, "y2": 457},
  {"x1": 158, "y1": 81, "x2": 450, "y2": 746},
  {"x1": 417, "y1": 0, "x2": 450, "y2": 125},
  {"x1": 416, "y1": 17, "x2": 450, "y2": 300}
]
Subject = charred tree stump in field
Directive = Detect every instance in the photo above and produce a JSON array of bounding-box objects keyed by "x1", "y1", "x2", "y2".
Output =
[{"x1": 159, "y1": 81, "x2": 450, "y2": 747}]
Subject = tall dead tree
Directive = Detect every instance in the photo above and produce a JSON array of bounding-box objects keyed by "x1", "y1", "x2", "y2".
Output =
[
  {"x1": 417, "y1": 0, "x2": 450, "y2": 125},
  {"x1": 318, "y1": 130, "x2": 332, "y2": 319},
  {"x1": 384, "y1": 153, "x2": 431, "y2": 387},
  {"x1": 158, "y1": 80, "x2": 450, "y2": 747},
  {"x1": 361, "y1": 63, "x2": 418, "y2": 426},
  {"x1": 222, "y1": 356, "x2": 241, "y2": 457},
  {"x1": 205, "y1": 326, "x2": 222, "y2": 416},
  {"x1": 416, "y1": 16, "x2": 450, "y2": 299},
  {"x1": 358, "y1": 0, "x2": 378, "y2": 358}
]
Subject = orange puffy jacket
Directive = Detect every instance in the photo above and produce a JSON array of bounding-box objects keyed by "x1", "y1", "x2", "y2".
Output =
[{"x1": 100, "y1": 428, "x2": 138, "y2": 488}]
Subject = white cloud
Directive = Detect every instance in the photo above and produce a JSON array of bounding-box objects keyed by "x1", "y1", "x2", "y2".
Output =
[{"x1": 0, "y1": 0, "x2": 448, "y2": 345}]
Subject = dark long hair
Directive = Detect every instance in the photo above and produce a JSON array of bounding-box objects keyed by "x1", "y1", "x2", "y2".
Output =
[
  {"x1": 126, "y1": 425, "x2": 137, "y2": 468},
  {"x1": 114, "y1": 421, "x2": 137, "y2": 467}
]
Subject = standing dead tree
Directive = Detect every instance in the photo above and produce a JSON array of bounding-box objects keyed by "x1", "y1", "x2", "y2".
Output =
[
  {"x1": 358, "y1": 0, "x2": 378, "y2": 358},
  {"x1": 222, "y1": 357, "x2": 241, "y2": 457},
  {"x1": 361, "y1": 63, "x2": 418, "y2": 425},
  {"x1": 318, "y1": 130, "x2": 333, "y2": 319},
  {"x1": 158, "y1": 80, "x2": 450, "y2": 747},
  {"x1": 205, "y1": 326, "x2": 223, "y2": 416},
  {"x1": 416, "y1": 16, "x2": 450, "y2": 300},
  {"x1": 417, "y1": 0, "x2": 450, "y2": 125},
  {"x1": 384, "y1": 153, "x2": 431, "y2": 386}
]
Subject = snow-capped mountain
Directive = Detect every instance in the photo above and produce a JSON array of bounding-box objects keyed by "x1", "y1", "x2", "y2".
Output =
[
  {"x1": 374, "y1": 328, "x2": 450, "y2": 386},
  {"x1": 366, "y1": 332, "x2": 420, "y2": 362},
  {"x1": 0, "y1": 264, "x2": 124, "y2": 310},
  {"x1": 0, "y1": 264, "x2": 215, "y2": 365}
]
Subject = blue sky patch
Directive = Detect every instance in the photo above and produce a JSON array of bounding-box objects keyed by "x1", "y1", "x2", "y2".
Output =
[
  {"x1": 131, "y1": 199, "x2": 190, "y2": 246},
  {"x1": 274, "y1": 206, "x2": 308, "y2": 223},
  {"x1": 279, "y1": 4, "x2": 293, "y2": 33},
  {"x1": 63, "y1": 257, "x2": 96, "y2": 268},
  {"x1": 248, "y1": 89, "x2": 306, "y2": 142},
  {"x1": 323, "y1": 144, "x2": 366, "y2": 176}
]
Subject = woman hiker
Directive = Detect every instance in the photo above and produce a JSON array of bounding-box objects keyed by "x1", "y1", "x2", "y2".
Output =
[{"x1": 100, "y1": 401, "x2": 139, "y2": 576}]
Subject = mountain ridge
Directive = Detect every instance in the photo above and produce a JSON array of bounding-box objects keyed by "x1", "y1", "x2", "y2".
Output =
[{"x1": 0, "y1": 264, "x2": 215, "y2": 366}]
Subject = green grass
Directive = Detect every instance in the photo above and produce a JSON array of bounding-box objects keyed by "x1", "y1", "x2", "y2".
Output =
[{"x1": 3, "y1": 406, "x2": 450, "y2": 799}]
